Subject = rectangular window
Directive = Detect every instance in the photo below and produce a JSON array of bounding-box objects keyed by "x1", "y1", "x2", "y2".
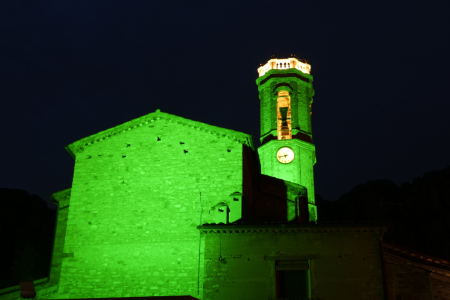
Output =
[{"x1": 275, "y1": 261, "x2": 310, "y2": 299}]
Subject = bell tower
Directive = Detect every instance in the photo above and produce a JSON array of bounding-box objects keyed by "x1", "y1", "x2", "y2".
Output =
[{"x1": 256, "y1": 55, "x2": 317, "y2": 221}]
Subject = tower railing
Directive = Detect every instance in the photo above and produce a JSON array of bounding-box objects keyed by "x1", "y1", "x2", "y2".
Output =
[{"x1": 258, "y1": 57, "x2": 311, "y2": 77}]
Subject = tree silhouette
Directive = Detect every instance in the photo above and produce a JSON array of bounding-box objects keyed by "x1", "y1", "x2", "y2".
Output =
[
  {"x1": 316, "y1": 166, "x2": 450, "y2": 260},
  {"x1": 0, "y1": 189, "x2": 55, "y2": 289}
]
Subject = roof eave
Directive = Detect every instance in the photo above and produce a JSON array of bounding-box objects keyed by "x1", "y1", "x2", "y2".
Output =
[{"x1": 66, "y1": 110, "x2": 254, "y2": 157}]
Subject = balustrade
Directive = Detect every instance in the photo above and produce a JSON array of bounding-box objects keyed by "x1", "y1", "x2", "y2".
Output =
[{"x1": 258, "y1": 57, "x2": 311, "y2": 77}]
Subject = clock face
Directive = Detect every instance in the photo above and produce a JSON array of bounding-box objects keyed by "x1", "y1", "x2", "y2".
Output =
[{"x1": 277, "y1": 147, "x2": 295, "y2": 164}]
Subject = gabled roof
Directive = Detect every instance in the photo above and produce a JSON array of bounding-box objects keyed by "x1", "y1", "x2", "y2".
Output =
[
  {"x1": 383, "y1": 242, "x2": 450, "y2": 276},
  {"x1": 65, "y1": 109, "x2": 254, "y2": 158}
]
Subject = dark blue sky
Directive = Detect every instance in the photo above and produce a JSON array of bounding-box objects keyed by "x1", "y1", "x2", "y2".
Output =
[{"x1": 1, "y1": 1, "x2": 449, "y2": 208}]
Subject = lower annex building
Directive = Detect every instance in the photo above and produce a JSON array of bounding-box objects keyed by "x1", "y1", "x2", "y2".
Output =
[{"x1": 2, "y1": 56, "x2": 449, "y2": 300}]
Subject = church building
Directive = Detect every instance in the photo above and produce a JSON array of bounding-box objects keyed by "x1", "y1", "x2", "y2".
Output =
[{"x1": 4, "y1": 56, "x2": 420, "y2": 300}]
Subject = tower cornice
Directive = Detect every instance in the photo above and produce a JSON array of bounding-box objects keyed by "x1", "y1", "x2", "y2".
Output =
[
  {"x1": 258, "y1": 138, "x2": 315, "y2": 153},
  {"x1": 256, "y1": 68, "x2": 313, "y2": 89}
]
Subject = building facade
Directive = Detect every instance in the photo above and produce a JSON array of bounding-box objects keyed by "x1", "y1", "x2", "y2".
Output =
[{"x1": 0, "y1": 56, "x2": 415, "y2": 300}]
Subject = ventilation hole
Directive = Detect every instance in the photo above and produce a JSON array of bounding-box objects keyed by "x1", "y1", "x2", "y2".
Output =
[
  {"x1": 87, "y1": 156, "x2": 91, "y2": 159},
  {"x1": 127, "y1": 144, "x2": 130, "y2": 147},
  {"x1": 180, "y1": 142, "x2": 185, "y2": 144},
  {"x1": 157, "y1": 137, "x2": 161, "y2": 141},
  {"x1": 218, "y1": 209, "x2": 224, "y2": 212},
  {"x1": 233, "y1": 198, "x2": 239, "y2": 201},
  {"x1": 184, "y1": 150, "x2": 188, "y2": 154},
  {"x1": 227, "y1": 149, "x2": 231, "y2": 152},
  {"x1": 122, "y1": 155, "x2": 126, "y2": 158}
]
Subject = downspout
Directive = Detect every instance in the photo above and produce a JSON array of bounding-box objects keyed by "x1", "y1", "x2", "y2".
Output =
[{"x1": 197, "y1": 192, "x2": 202, "y2": 296}]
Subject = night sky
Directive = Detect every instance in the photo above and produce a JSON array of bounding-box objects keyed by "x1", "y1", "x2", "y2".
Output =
[{"x1": 1, "y1": 1, "x2": 449, "y2": 208}]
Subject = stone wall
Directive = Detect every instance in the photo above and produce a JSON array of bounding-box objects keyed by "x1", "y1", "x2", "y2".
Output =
[
  {"x1": 258, "y1": 139, "x2": 316, "y2": 209},
  {"x1": 52, "y1": 117, "x2": 247, "y2": 299},
  {"x1": 200, "y1": 225, "x2": 385, "y2": 300},
  {"x1": 48, "y1": 188, "x2": 71, "y2": 288}
]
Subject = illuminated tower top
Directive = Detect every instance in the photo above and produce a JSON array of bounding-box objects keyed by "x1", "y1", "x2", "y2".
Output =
[
  {"x1": 257, "y1": 56, "x2": 311, "y2": 77},
  {"x1": 256, "y1": 55, "x2": 314, "y2": 145}
]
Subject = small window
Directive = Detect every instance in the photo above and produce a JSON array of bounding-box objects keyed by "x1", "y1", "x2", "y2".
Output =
[{"x1": 276, "y1": 261, "x2": 310, "y2": 299}]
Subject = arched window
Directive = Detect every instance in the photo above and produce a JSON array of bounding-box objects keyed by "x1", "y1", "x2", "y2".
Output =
[{"x1": 277, "y1": 90, "x2": 292, "y2": 140}]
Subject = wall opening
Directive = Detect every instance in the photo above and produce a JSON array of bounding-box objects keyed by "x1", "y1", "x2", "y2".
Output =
[
  {"x1": 275, "y1": 260, "x2": 310, "y2": 299},
  {"x1": 277, "y1": 90, "x2": 292, "y2": 140}
]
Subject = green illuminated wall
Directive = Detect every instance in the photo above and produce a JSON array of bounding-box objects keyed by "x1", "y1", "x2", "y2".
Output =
[
  {"x1": 48, "y1": 188, "x2": 72, "y2": 287},
  {"x1": 199, "y1": 224, "x2": 386, "y2": 300},
  {"x1": 51, "y1": 110, "x2": 253, "y2": 299},
  {"x1": 256, "y1": 68, "x2": 317, "y2": 221}
]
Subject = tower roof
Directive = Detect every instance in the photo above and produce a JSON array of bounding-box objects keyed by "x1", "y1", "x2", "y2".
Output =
[
  {"x1": 258, "y1": 56, "x2": 311, "y2": 77},
  {"x1": 65, "y1": 109, "x2": 254, "y2": 158}
]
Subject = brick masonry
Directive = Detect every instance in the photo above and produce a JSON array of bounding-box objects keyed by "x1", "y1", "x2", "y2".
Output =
[{"x1": 47, "y1": 111, "x2": 251, "y2": 299}]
